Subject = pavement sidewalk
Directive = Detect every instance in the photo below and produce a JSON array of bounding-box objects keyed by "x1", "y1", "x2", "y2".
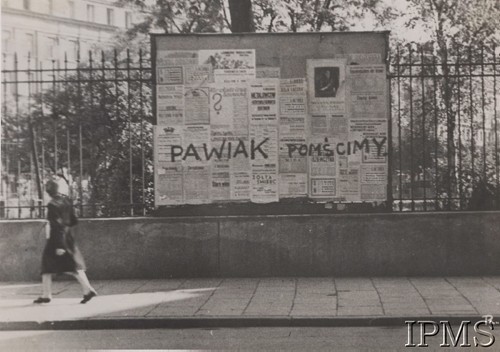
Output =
[{"x1": 1, "y1": 277, "x2": 500, "y2": 330}]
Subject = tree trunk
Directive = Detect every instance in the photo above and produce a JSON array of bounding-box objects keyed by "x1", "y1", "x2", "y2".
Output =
[
  {"x1": 436, "y1": 35, "x2": 457, "y2": 209},
  {"x1": 27, "y1": 117, "x2": 43, "y2": 201},
  {"x1": 228, "y1": 0, "x2": 254, "y2": 32}
]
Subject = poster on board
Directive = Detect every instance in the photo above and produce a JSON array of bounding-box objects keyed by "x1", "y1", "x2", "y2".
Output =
[
  {"x1": 153, "y1": 37, "x2": 388, "y2": 207},
  {"x1": 307, "y1": 59, "x2": 346, "y2": 114},
  {"x1": 199, "y1": 49, "x2": 256, "y2": 84}
]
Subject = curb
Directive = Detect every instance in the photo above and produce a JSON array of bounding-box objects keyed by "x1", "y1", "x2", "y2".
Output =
[{"x1": 0, "y1": 316, "x2": 485, "y2": 331}]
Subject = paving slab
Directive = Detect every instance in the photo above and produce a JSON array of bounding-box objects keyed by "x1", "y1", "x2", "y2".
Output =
[{"x1": 1, "y1": 277, "x2": 500, "y2": 330}]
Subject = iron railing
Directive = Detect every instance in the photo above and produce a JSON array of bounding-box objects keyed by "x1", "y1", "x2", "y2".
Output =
[
  {"x1": 1, "y1": 43, "x2": 499, "y2": 218},
  {"x1": 390, "y1": 43, "x2": 499, "y2": 211},
  {"x1": 1, "y1": 50, "x2": 153, "y2": 218}
]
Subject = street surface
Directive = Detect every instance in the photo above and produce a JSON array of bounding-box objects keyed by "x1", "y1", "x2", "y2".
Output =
[
  {"x1": 2, "y1": 277, "x2": 500, "y2": 323},
  {"x1": 1, "y1": 326, "x2": 495, "y2": 350},
  {"x1": 0, "y1": 327, "x2": 416, "y2": 351}
]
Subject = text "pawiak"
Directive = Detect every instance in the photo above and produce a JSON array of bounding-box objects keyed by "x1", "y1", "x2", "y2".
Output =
[{"x1": 170, "y1": 138, "x2": 269, "y2": 162}]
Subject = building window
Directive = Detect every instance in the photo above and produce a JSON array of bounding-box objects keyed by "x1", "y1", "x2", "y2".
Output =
[
  {"x1": 46, "y1": 37, "x2": 57, "y2": 59},
  {"x1": 106, "y1": 8, "x2": 114, "y2": 26},
  {"x1": 48, "y1": 0, "x2": 53, "y2": 14},
  {"x1": 2, "y1": 0, "x2": 9, "y2": 8},
  {"x1": 2, "y1": 30, "x2": 10, "y2": 53},
  {"x1": 68, "y1": 0, "x2": 75, "y2": 18},
  {"x1": 86, "y1": 4, "x2": 95, "y2": 22},
  {"x1": 23, "y1": 0, "x2": 30, "y2": 10},
  {"x1": 68, "y1": 40, "x2": 79, "y2": 61},
  {"x1": 25, "y1": 33, "x2": 34, "y2": 57},
  {"x1": 125, "y1": 12, "x2": 132, "y2": 28}
]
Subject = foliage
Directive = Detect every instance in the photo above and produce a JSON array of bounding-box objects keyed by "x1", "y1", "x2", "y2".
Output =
[
  {"x1": 117, "y1": 0, "x2": 396, "y2": 39},
  {"x1": 253, "y1": 0, "x2": 396, "y2": 33},
  {"x1": 117, "y1": 0, "x2": 228, "y2": 38},
  {"x1": 403, "y1": 0, "x2": 500, "y2": 46},
  {"x1": 3, "y1": 56, "x2": 155, "y2": 217}
]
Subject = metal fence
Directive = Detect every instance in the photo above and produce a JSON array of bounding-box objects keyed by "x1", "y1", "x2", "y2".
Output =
[
  {"x1": 390, "y1": 43, "x2": 499, "y2": 211},
  {"x1": 1, "y1": 44, "x2": 499, "y2": 218},
  {"x1": 1, "y1": 50, "x2": 153, "y2": 218}
]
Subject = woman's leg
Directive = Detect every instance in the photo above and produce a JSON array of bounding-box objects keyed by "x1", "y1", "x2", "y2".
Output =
[
  {"x1": 42, "y1": 274, "x2": 52, "y2": 299},
  {"x1": 71, "y1": 270, "x2": 95, "y2": 295}
]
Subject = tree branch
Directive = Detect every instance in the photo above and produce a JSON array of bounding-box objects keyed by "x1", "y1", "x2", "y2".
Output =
[
  {"x1": 289, "y1": 10, "x2": 297, "y2": 32},
  {"x1": 221, "y1": 0, "x2": 233, "y2": 30},
  {"x1": 316, "y1": 0, "x2": 332, "y2": 31},
  {"x1": 268, "y1": 11, "x2": 277, "y2": 32}
]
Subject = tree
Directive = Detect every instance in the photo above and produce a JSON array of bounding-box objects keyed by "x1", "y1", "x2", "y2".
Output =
[
  {"x1": 117, "y1": 0, "x2": 229, "y2": 39},
  {"x1": 393, "y1": 0, "x2": 500, "y2": 209},
  {"x1": 253, "y1": 0, "x2": 396, "y2": 33},
  {"x1": 4, "y1": 51, "x2": 155, "y2": 217},
  {"x1": 118, "y1": 0, "x2": 395, "y2": 39},
  {"x1": 228, "y1": 0, "x2": 254, "y2": 32}
]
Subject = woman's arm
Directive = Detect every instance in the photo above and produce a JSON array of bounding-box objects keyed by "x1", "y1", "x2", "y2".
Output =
[{"x1": 47, "y1": 204, "x2": 66, "y2": 251}]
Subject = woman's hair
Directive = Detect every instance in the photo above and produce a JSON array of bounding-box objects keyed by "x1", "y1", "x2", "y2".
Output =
[{"x1": 45, "y1": 179, "x2": 59, "y2": 197}]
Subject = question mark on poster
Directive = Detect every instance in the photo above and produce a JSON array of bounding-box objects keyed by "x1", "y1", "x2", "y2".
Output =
[{"x1": 212, "y1": 93, "x2": 222, "y2": 115}]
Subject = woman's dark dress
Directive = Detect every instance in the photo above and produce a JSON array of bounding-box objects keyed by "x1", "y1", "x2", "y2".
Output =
[{"x1": 41, "y1": 195, "x2": 86, "y2": 274}]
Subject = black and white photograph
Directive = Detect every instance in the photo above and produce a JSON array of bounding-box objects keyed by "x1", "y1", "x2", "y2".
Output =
[
  {"x1": 1, "y1": 0, "x2": 500, "y2": 350},
  {"x1": 314, "y1": 66, "x2": 340, "y2": 98}
]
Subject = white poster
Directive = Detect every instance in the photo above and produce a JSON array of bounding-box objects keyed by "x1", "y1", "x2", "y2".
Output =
[
  {"x1": 348, "y1": 119, "x2": 388, "y2": 164},
  {"x1": 338, "y1": 166, "x2": 360, "y2": 201},
  {"x1": 184, "y1": 86, "x2": 210, "y2": 125},
  {"x1": 347, "y1": 53, "x2": 382, "y2": 65},
  {"x1": 156, "y1": 85, "x2": 184, "y2": 126},
  {"x1": 157, "y1": 67, "x2": 183, "y2": 85},
  {"x1": 279, "y1": 78, "x2": 307, "y2": 134},
  {"x1": 249, "y1": 79, "x2": 279, "y2": 124},
  {"x1": 348, "y1": 65, "x2": 387, "y2": 120},
  {"x1": 250, "y1": 123, "x2": 278, "y2": 203},
  {"x1": 256, "y1": 67, "x2": 281, "y2": 79},
  {"x1": 211, "y1": 160, "x2": 231, "y2": 201},
  {"x1": 279, "y1": 136, "x2": 307, "y2": 174},
  {"x1": 182, "y1": 125, "x2": 210, "y2": 163},
  {"x1": 251, "y1": 163, "x2": 279, "y2": 203},
  {"x1": 307, "y1": 59, "x2": 346, "y2": 114},
  {"x1": 183, "y1": 164, "x2": 211, "y2": 204},
  {"x1": 154, "y1": 125, "x2": 183, "y2": 163},
  {"x1": 155, "y1": 162, "x2": 184, "y2": 205},
  {"x1": 183, "y1": 64, "x2": 213, "y2": 86},
  {"x1": 280, "y1": 173, "x2": 307, "y2": 197},
  {"x1": 199, "y1": 49, "x2": 256, "y2": 84},
  {"x1": 209, "y1": 85, "x2": 249, "y2": 137},
  {"x1": 308, "y1": 138, "x2": 337, "y2": 198},
  {"x1": 156, "y1": 50, "x2": 198, "y2": 67},
  {"x1": 230, "y1": 156, "x2": 251, "y2": 201},
  {"x1": 249, "y1": 124, "x2": 278, "y2": 162},
  {"x1": 310, "y1": 178, "x2": 336, "y2": 198}
]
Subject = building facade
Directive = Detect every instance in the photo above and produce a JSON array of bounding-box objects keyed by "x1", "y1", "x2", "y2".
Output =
[
  {"x1": 2, "y1": 0, "x2": 137, "y2": 68},
  {"x1": 1, "y1": 0, "x2": 139, "y2": 218}
]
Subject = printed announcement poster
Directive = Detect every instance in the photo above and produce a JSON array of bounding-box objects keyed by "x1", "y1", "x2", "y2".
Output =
[
  {"x1": 250, "y1": 124, "x2": 279, "y2": 203},
  {"x1": 154, "y1": 125, "x2": 184, "y2": 205},
  {"x1": 349, "y1": 119, "x2": 388, "y2": 201},
  {"x1": 199, "y1": 49, "x2": 256, "y2": 84},
  {"x1": 248, "y1": 79, "x2": 279, "y2": 125},
  {"x1": 307, "y1": 59, "x2": 346, "y2": 115},
  {"x1": 348, "y1": 65, "x2": 387, "y2": 120},
  {"x1": 279, "y1": 78, "x2": 308, "y2": 197},
  {"x1": 156, "y1": 85, "x2": 184, "y2": 125},
  {"x1": 308, "y1": 138, "x2": 337, "y2": 199},
  {"x1": 154, "y1": 43, "x2": 388, "y2": 207}
]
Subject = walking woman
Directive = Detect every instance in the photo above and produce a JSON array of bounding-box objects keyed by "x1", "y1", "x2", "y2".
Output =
[{"x1": 34, "y1": 180, "x2": 97, "y2": 304}]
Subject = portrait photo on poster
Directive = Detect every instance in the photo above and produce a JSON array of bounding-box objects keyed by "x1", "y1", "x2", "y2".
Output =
[{"x1": 314, "y1": 66, "x2": 340, "y2": 98}]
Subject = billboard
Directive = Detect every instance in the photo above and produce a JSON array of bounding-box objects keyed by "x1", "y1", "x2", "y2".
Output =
[{"x1": 152, "y1": 32, "x2": 389, "y2": 206}]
